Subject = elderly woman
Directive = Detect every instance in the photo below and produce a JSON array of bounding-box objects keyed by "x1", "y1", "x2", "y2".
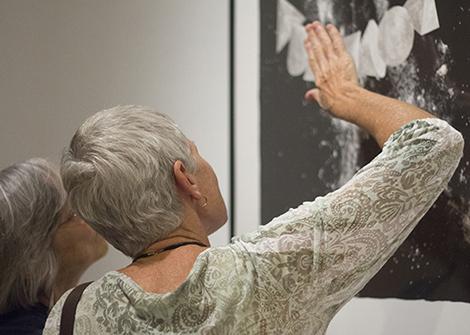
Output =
[
  {"x1": 44, "y1": 23, "x2": 463, "y2": 335},
  {"x1": 0, "y1": 158, "x2": 108, "y2": 334}
]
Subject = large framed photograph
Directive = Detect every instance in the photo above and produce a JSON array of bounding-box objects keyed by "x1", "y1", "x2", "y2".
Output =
[{"x1": 234, "y1": 0, "x2": 470, "y2": 333}]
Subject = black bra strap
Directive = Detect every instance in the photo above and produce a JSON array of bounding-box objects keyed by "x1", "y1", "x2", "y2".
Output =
[{"x1": 59, "y1": 281, "x2": 93, "y2": 335}]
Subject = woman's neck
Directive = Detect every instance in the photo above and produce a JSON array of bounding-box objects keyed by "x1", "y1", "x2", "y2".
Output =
[
  {"x1": 121, "y1": 241, "x2": 208, "y2": 294},
  {"x1": 141, "y1": 234, "x2": 209, "y2": 257},
  {"x1": 136, "y1": 205, "x2": 211, "y2": 261}
]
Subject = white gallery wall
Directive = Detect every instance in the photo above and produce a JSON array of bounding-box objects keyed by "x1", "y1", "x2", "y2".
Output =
[
  {"x1": 0, "y1": 0, "x2": 230, "y2": 281},
  {"x1": 234, "y1": 0, "x2": 470, "y2": 334}
]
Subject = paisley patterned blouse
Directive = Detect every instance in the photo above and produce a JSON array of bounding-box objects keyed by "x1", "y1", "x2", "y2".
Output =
[{"x1": 44, "y1": 119, "x2": 464, "y2": 335}]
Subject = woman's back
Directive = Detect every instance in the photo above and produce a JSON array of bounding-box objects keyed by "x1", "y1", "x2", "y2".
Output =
[
  {"x1": 45, "y1": 243, "x2": 328, "y2": 334},
  {"x1": 44, "y1": 119, "x2": 463, "y2": 334}
]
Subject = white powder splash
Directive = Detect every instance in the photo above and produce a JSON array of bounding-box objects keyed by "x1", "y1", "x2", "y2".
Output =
[
  {"x1": 447, "y1": 198, "x2": 470, "y2": 245},
  {"x1": 374, "y1": 38, "x2": 454, "y2": 122},
  {"x1": 437, "y1": 40, "x2": 449, "y2": 54},
  {"x1": 314, "y1": 0, "x2": 371, "y2": 187},
  {"x1": 463, "y1": 214, "x2": 470, "y2": 245},
  {"x1": 436, "y1": 64, "x2": 448, "y2": 77},
  {"x1": 383, "y1": 39, "x2": 470, "y2": 245},
  {"x1": 331, "y1": 120, "x2": 362, "y2": 187}
]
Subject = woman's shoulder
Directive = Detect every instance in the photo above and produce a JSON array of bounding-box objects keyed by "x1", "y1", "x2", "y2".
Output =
[{"x1": 43, "y1": 271, "x2": 137, "y2": 334}]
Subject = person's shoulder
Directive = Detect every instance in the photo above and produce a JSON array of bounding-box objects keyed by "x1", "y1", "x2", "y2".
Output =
[
  {"x1": 200, "y1": 245, "x2": 240, "y2": 268},
  {"x1": 43, "y1": 271, "x2": 126, "y2": 334},
  {"x1": 76, "y1": 271, "x2": 131, "y2": 305},
  {"x1": 196, "y1": 244, "x2": 259, "y2": 286}
]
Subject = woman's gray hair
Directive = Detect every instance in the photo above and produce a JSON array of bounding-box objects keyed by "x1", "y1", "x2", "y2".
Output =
[
  {"x1": 61, "y1": 105, "x2": 196, "y2": 258},
  {"x1": 0, "y1": 158, "x2": 65, "y2": 313}
]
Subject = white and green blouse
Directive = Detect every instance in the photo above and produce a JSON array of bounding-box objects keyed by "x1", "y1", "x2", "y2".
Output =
[{"x1": 44, "y1": 118, "x2": 464, "y2": 335}]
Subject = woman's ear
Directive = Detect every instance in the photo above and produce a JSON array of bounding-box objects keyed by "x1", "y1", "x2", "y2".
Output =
[{"x1": 173, "y1": 160, "x2": 202, "y2": 200}]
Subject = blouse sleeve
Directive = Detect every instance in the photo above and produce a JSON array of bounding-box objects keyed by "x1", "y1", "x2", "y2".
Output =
[{"x1": 231, "y1": 118, "x2": 464, "y2": 312}]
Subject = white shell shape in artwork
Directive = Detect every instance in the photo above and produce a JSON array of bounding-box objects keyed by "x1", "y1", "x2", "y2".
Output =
[
  {"x1": 277, "y1": 0, "x2": 306, "y2": 53},
  {"x1": 379, "y1": 6, "x2": 415, "y2": 67},
  {"x1": 404, "y1": 0, "x2": 440, "y2": 36},
  {"x1": 359, "y1": 20, "x2": 387, "y2": 79},
  {"x1": 287, "y1": 24, "x2": 309, "y2": 77}
]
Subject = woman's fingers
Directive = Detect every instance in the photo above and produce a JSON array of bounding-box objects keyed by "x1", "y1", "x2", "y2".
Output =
[
  {"x1": 305, "y1": 88, "x2": 330, "y2": 109},
  {"x1": 326, "y1": 24, "x2": 346, "y2": 55},
  {"x1": 306, "y1": 22, "x2": 328, "y2": 74},
  {"x1": 304, "y1": 39, "x2": 321, "y2": 76},
  {"x1": 304, "y1": 24, "x2": 321, "y2": 76},
  {"x1": 313, "y1": 22, "x2": 334, "y2": 58}
]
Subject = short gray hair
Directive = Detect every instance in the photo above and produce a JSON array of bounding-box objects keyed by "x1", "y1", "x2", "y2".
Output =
[
  {"x1": 61, "y1": 105, "x2": 196, "y2": 258},
  {"x1": 0, "y1": 159, "x2": 65, "y2": 313}
]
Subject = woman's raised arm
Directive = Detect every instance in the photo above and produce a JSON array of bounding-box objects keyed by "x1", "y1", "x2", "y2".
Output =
[
  {"x1": 230, "y1": 23, "x2": 464, "y2": 325},
  {"x1": 304, "y1": 21, "x2": 433, "y2": 147}
]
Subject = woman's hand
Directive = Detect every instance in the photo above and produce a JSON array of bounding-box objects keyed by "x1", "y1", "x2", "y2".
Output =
[
  {"x1": 304, "y1": 22, "x2": 359, "y2": 120},
  {"x1": 304, "y1": 22, "x2": 434, "y2": 147}
]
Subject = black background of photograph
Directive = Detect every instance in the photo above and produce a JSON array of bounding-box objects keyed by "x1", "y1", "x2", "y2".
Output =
[{"x1": 260, "y1": 0, "x2": 470, "y2": 302}]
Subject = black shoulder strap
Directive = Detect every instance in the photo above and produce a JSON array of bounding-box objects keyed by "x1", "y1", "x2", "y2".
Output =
[{"x1": 59, "y1": 281, "x2": 93, "y2": 335}]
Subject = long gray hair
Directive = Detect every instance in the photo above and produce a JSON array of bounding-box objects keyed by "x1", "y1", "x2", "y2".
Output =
[{"x1": 0, "y1": 158, "x2": 66, "y2": 313}]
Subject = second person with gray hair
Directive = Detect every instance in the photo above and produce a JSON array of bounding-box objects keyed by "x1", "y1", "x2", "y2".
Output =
[{"x1": 0, "y1": 159, "x2": 108, "y2": 334}]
